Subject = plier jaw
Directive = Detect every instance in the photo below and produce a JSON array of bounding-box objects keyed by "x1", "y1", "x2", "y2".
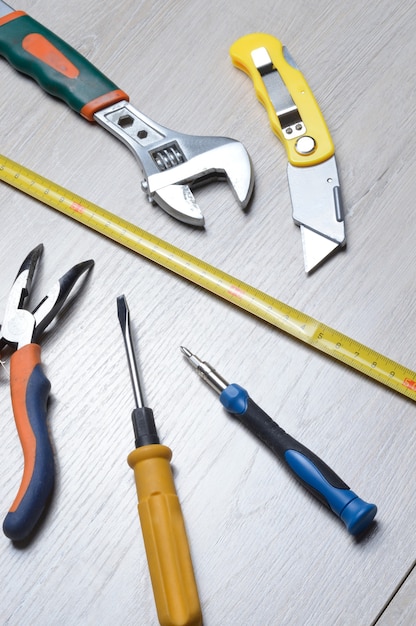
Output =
[
  {"x1": 0, "y1": 244, "x2": 94, "y2": 351},
  {"x1": 0, "y1": 243, "x2": 43, "y2": 350}
]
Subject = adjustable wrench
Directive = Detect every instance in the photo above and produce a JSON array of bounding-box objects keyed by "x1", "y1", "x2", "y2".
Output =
[{"x1": 0, "y1": 2, "x2": 254, "y2": 226}]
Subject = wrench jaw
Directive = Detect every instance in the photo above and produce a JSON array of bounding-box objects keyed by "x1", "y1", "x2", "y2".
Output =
[
  {"x1": 199, "y1": 139, "x2": 254, "y2": 210},
  {"x1": 94, "y1": 101, "x2": 254, "y2": 225},
  {"x1": 146, "y1": 140, "x2": 254, "y2": 225},
  {"x1": 152, "y1": 184, "x2": 205, "y2": 227}
]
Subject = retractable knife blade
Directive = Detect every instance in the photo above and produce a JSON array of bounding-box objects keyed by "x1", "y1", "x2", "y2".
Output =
[{"x1": 230, "y1": 33, "x2": 346, "y2": 273}]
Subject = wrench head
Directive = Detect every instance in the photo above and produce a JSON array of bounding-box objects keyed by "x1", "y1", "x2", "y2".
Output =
[
  {"x1": 147, "y1": 138, "x2": 254, "y2": 226},
  {"x1": 94, "y1": 102, "x2": 254, "y2": 226}
]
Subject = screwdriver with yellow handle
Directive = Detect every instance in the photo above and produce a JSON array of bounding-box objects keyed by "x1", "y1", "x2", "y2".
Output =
[{"x1": 117, "y1": 295, "x2": 202, "y2": 626}]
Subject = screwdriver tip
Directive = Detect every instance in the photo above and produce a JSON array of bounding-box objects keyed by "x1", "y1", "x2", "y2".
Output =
[
  {"x1": 180, "y1": 346, "x2": 200, "y2": 369},
  {"x1": 180, "y1": 347, "x2": 228, "y2": 393},
  {"x1": 180, "y1": 347, "x2": 205, "y2": 372},
  {"x1": 117, "y1": 294, "x2": 128, "y2": 330}
]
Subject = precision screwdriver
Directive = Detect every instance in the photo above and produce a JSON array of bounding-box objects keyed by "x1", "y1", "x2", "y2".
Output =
[
  {"x1": 117, "y1": 296, "x2": 202, "y2": 626},
  {"x1": 181, "y1": 347, "x2": 377, "y2": 536}
]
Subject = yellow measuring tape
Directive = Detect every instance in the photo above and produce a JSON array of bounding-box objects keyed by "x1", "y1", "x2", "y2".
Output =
[{"x1": 1, "y1": 153, "x2": 415, "y2": 401}]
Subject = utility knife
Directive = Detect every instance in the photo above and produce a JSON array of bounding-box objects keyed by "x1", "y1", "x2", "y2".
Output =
[{"x1": 230, "y1": 33, "x2": 346, "y2": 273}]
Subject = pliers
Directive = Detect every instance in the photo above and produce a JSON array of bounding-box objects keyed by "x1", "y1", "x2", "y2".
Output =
[{"x1": 0, "y1": 244, "x2": 94, "y2": 541}]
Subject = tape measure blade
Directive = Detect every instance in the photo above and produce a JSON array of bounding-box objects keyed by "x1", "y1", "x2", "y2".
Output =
[{"x1": 1, "y1": 153, "x2": 415, "y2": 401}]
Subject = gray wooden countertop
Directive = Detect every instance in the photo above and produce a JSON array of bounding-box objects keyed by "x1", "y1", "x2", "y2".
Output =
[{"x1": 0, "y1": 0, "x2": 415, "y2": 624}]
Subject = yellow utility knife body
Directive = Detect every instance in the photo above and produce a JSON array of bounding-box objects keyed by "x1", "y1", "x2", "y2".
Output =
[{"x1": 230, "y1": 33, "x2": 346, "y2": 273}]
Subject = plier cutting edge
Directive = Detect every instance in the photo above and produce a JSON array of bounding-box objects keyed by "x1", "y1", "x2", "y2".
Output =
[{"x1": 0, "y1": 244, "x2": 94, "y2": 541}]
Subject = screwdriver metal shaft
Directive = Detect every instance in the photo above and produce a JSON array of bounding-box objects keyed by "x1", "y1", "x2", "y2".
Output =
[
  {"x1": 117, "y1": 296, "x2": 146, "y2": 409},
  {"x1": 117, "y1": 296, "x2": 159, "y2": 447},
  {"x1": 117, "y1": 297, "x2": 202, "y2": 626},
  {"x1": 181, "y1": 347, "x2": 377, "y2": 536}
]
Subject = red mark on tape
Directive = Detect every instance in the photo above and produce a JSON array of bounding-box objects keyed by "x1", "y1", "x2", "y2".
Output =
[
  {"x1": 403, "y1": 379, "x2": 416, "y2": 392},
  {"x1": 228, "y1": 285, "x2": 245, "y2": 299},
  {"x1": 71, "y1": 202, "x2": 85, "y2": 214}
]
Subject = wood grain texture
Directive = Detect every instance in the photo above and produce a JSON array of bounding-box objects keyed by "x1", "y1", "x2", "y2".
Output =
[
  {"x1": 0, "y1": 0, "x2": 415, "y2": 624},
  {"x1": 377, "y1": 566, "x2": 416, "y2": 625}
]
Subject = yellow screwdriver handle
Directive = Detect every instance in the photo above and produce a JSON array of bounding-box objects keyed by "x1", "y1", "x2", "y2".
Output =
[
  {"x1": 127, "y1": 444, "x2": 202, "y2": 626},
  {"x1": 230, "y1": 33, "x2": 334, "y2": 167}
]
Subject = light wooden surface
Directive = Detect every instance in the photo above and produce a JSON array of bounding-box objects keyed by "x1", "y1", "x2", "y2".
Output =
[{"x1": 0, "y1": 1, "x2": 415, "y2": 624}]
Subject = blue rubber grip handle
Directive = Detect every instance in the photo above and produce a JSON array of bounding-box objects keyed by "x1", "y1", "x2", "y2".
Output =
[
  {"x1": 3, "y1": 344, "x2": 54, "y2": 541},
  {"x1": 220, "y1": 383, "x2": 377, "y2": 535}
]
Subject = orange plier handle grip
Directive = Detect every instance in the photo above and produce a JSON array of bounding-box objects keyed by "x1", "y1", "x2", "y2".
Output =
[{"x1": 3, "y1": 343, "x2": 54, "y2": 541}]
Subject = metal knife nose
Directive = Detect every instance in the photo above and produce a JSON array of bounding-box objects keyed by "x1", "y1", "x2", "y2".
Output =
[{"x1": 288, "y1": 156, "x2": 346, "y2": 272}]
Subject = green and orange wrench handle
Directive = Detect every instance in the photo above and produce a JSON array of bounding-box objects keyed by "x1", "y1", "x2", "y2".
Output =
[
  {"x1": 0, "y1": 8, "x2": 128, "y2": 120},
  {"x1": 3, "y1": 343, "x2": 54, "y2": 541}
]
